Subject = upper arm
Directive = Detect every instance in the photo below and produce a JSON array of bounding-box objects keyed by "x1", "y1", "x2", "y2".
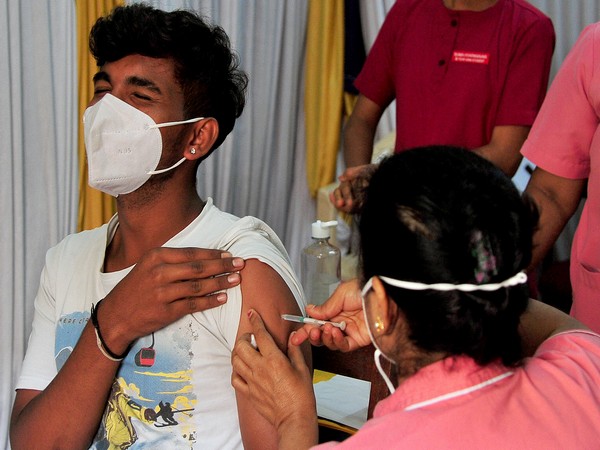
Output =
[
  {"x1": 519, "y1": 299, "x2": 589, "y2": 357},
  {"x1": 526, "y1": 166, "x2": 586, "y2": 221},
  {"x1": 235, "y1": 259, "x2": 311, "y2": 450},
  {"x1": 524, "y1": 167, "x2": 586, "y2": 268},
  {"x1": 473, "y1": 125, "x2": 530, "y2": 176}
]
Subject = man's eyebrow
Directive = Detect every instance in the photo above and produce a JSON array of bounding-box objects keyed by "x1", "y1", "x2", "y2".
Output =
[
  {"x1": 93, "y1": 71, "x2": 110, "y2": 84},
  {"x1": 126, "y1": 76, "x2": 162, "y2": 94}
]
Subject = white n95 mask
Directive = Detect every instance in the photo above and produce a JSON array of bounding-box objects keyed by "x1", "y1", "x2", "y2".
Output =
[{"x1": 83, "y1": 94, "x2": 203, "y2": 197}]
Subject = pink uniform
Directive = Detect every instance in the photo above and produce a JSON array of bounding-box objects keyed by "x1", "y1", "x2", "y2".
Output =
[
  {"x1": 315, "y1": 331, "x2": 600, "y2": 449},
  {"x1": 521, "y1": 23, "x2": 600, "y2": 333},
  {"x1": 356, "y1": 0, "x2": 555, "y2": 152}
]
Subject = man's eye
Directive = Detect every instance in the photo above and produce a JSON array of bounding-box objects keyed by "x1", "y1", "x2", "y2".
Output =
[{"x1": 134, "y1": 93, "x2": 152, "y2": 101}]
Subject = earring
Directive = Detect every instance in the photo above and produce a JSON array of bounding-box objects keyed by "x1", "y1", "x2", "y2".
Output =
[
  {"x1": 190, "y1": 148, "x2": 197, "y2": 155},
  {"x1": 374, "y1": 318, "x2": 384, "y2": 333}
]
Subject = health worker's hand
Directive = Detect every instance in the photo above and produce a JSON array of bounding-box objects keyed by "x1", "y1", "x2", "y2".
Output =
[
  {"x1": 291, "y1": 279, "x2": 371, "y2": 352},
  {"x1": 232, "y1": 310, "x2": 318, "y2": 448}
]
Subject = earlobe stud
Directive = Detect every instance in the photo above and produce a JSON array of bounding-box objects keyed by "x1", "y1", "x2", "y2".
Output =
[
  {"x1": 374, "y1": 318, "x2": 385, "y2": 333},
  {"x1": 190, "y1": 148, "x2": 197, "y2": 155}
]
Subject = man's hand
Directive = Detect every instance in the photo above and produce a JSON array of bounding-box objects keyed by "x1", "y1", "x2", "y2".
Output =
[
  {"x1": 329, "y1": 164, "x2": 377, "y2": 214},
  {"x1": 99, "y1": 248, "x2": 245, "y2": 354},
  {"x1": 291, "y1": 279, "x2": 371, "y2": 352}
]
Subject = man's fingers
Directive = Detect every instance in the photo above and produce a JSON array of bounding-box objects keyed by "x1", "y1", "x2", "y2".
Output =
[
  {"x1": 142, "y1": 247, "x2": 245, "y2": 279},
  {"x1": 175, "y1": 256, "x2": 245, "y2": 281},
  {"x1": 154, "y1": 270, "x2": 242, "y2": 302},
  {"x1": 147, "y1": 247, "x2": 227, "y2": 263}
]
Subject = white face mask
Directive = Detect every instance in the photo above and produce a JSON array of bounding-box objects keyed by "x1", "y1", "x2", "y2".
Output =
[
  {"x1": 83, "y1": 94, "x2": 204, "y2": 197},
  {"x1": 360, "y1": 271, "x2": 527, "y2": 395}
]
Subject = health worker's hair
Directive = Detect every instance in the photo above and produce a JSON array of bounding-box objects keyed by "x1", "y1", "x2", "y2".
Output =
[{"x1": 359, "y1": 146, "x2": 538, "y2": 366}]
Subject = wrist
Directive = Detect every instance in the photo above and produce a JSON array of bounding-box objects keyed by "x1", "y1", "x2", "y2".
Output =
[
  {"x1": 90, "y1": 299, "x2": 131, "y2": 360},
  {"x1": 276, "y1": 403, "x2": 319, "y2": 450}
]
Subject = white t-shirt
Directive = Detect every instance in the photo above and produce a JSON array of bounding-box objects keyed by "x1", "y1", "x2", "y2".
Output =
[{"x1": 17, "y1": 198, "x2": 305, "y2": 449}]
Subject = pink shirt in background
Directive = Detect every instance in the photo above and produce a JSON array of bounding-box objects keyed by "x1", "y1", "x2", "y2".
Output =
[
  {"x1": 521, "y1": 22, "x2": 600, "y2": 333},
  {"x1": 314, "y1": 331, "x2": 600, "y2": 449},
  {"x1": 356, "y1": 0, "x2": 554, "y2": 152}
]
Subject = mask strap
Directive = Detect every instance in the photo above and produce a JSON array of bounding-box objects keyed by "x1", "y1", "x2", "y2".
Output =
[
  {"x1": 146, "y1": 117, "x2": 206, "y2": 175},
  {"x1": 147, "y1": 157, "x2": 187, "y2": 175},
  {"x1": 362, "y1": 278, "x2": 397, "y2": 394},
  {"x1": 378, "y1": 271, "x2": 527, "y2": 292},
  {"x1": 150, "y1": 116, "x2": 205, "y2": 129},
  {"x1": 375, "y1": 348, "x2": 396, "y2": 394}
]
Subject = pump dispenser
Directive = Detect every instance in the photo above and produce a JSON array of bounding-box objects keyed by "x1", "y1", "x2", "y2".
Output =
[{"x1": 301, "y1": 220, "x2": 341, "y2": 305}]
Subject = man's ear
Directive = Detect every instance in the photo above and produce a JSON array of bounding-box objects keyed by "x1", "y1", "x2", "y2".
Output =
[
  {"x1": 369, "y1": 277, "x2": 398, "y2": 338},
  {"x1": 186, "y1": 117, "x2": 219, "y2": 160}
]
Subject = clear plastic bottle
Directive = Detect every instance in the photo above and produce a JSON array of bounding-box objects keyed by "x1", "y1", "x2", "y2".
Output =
[{"x1": 301, "y1": 220, "x2": 341, "y2": 305}]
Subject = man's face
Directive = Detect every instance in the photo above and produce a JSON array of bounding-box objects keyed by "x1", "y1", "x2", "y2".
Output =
[{"x1": 90, "y1": 54, "x2": 190, "y2": 170}]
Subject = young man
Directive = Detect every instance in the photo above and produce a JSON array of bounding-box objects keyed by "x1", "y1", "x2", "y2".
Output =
[
  {"x1": 10, "y1": 5, "x2": 305, "y2": 449},
  {"x1": 332, "y1": 0, "x2": 555, "y2": 213}
]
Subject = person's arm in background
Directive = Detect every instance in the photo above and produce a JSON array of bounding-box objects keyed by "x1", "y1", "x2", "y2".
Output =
[
  {"x1": 330, "y1": 96, "x2": 385, "y2": 213},
  {"x1": 343, "y1": 95, "x2": 384, "y2": 167},
  {"x1": 473, "y1": 125, "x2": 531, "y2": 177},
  {"x1": 520, "y1": 298, "x2": 589, "y2": 357},
  {"x1": 235, "y1": 259, "x2": 311, "y2": 450},
  {"x1": 524, "y1": 167, "x2": 586, "y2": 270}
]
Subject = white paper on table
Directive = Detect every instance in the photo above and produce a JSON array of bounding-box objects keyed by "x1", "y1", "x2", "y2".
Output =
[{"x1": 313, "y1": 370, "x2": 371, "y2": 429}]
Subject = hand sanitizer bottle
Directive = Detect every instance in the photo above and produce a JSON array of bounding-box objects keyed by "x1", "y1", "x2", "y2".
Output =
[{"x1": 301, "y1": 220, "x2": 341, "y2": 305}]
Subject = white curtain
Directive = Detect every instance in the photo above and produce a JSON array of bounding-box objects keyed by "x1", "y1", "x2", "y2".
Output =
[{"x1": 0, "y1": 1, "x2": 77, "y2": 448}]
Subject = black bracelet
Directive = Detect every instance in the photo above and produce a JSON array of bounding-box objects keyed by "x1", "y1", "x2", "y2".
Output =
[{"x1": 90, "y1": 299, "x2": 129, "y2": 361}]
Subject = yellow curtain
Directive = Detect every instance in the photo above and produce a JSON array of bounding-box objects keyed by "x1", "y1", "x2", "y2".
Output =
[
  {"x1": 305, "y1": 0, "x2": 345, "y2": 198},
  {"x1": 76, "y1": 0, "x2": 122, "y2": 231}
]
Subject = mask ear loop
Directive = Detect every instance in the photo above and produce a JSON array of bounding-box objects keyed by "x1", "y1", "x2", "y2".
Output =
[
  {"x1": 146, "y1": 117, "x2": 206, "y2": 175},
  {"x1": 362, "y1": 277, "x2": 397, "y2": 394},
  {"x1": 147, "y1": 157, "x2": 187, "y2": 175},
  {"x1": 375, "y1": 349, "x2": 396, "y2": 394}
]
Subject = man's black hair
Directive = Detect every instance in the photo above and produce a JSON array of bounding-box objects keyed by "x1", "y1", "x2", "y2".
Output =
[{"x1": 89, "y1": 3, "x2": 248, "y2": 153}]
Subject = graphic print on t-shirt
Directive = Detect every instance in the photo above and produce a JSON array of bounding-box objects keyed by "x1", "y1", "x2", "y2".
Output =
[{"x1": 56, "y1": 312, "x2": 198, "y2": 448}]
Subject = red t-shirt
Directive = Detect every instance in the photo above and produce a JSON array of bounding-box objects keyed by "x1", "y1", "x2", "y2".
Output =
[{"x1": 355, "y1": 0, "x2": 555, "y2": 152}]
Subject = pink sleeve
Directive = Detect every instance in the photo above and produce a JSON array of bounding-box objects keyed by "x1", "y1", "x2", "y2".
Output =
[
  {"x1": 521, "y1": 23, "x2": 600, "y2": 179},
  {"x1": 535, "y1": 330, "x2": 600, "y2": 383},
  {"x1": 494, "y1": 15, "x2": 555, "y2": 126}
]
